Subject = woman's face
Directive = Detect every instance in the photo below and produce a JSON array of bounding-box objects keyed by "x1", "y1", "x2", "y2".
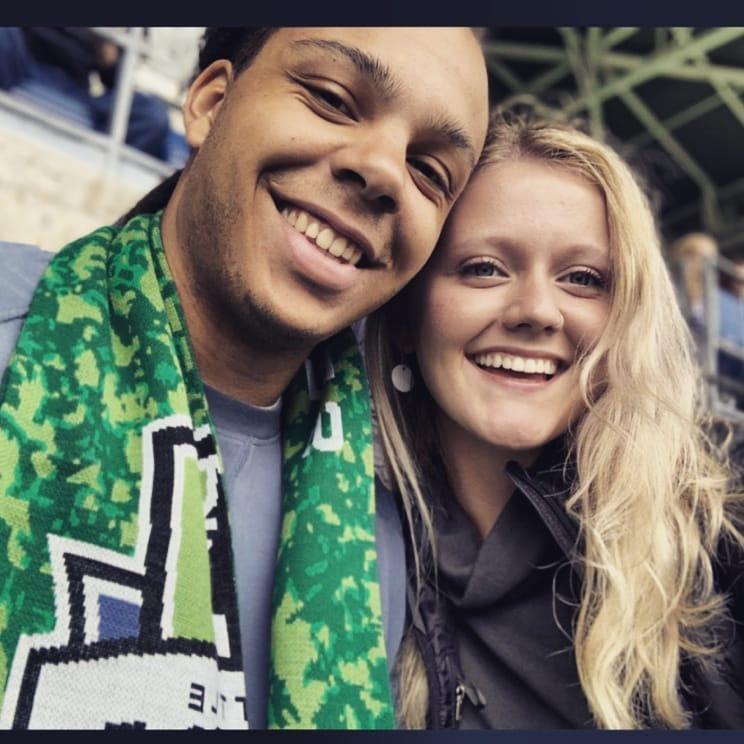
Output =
[{"x1": 411, "y1": 157, "x2": 612, "y2": 455}]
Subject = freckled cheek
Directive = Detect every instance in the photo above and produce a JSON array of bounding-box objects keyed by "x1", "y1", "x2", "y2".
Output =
[
  {"x1": 418, "y1": 288, "x2": 475, "y2": 348},
  {"x1": 414, "y1": 312, "x2": 465, "y2": 392},
  {"x1": 415, "y1": 313, "x2": 453, "y2": 358},
  {"x1": 565, "y1": 303, "x2": 611, "y2": 352}
]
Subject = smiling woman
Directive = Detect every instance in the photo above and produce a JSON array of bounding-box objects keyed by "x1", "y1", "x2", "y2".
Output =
[
  {"x1": 365, "y1": 111, "x2": 744, "y2": 730},
  {"x1": 411, "y1": 156, "x2": 612, "y2": 496}
]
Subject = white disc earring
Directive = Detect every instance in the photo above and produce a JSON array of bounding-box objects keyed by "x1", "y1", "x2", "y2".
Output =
[{"x1": 391, "y1": 363, "x2": 414, "y2": 393}]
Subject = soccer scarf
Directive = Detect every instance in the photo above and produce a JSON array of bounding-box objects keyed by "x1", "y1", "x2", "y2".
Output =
[{"x1": 0, "y1": 213, "x2": 394, "y2": 729}]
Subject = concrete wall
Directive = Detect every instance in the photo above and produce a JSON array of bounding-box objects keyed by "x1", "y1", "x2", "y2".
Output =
[{"x1": 0, "y1": 120, "x2": 158, "y2": 252}]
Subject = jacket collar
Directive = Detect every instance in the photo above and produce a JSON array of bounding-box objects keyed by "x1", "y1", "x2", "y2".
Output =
[
  {"x1": 423, "y1": 436, "x2": 582, "y2": 564},
  {"x1": 504, "y1": 436, "x2": 583, "y2": 563}
]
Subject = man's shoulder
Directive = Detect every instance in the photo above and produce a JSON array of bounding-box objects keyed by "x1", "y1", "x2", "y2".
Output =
[
  {"x1": 0, "y1": 242, "x2": 52, "y2": 379},
  {"x1": 0, "y1": 241, "x2": 53, "y2": 321}
]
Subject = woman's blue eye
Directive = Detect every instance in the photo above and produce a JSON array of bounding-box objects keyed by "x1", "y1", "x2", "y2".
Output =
[
  {"x1": 567, "y1": 270, "x2": 605, "y2": 288},
  {"x1": 462, "y1": 262, "x2": 499, "y2": 277}
]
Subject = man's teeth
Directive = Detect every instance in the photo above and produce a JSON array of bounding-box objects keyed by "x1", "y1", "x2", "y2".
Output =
[
  {"x1": 281, "y1": 207, "x2": 363, "y2": 266},
  {"x1": 472, "y1": 352, "x2": 558, "y2": 376}
]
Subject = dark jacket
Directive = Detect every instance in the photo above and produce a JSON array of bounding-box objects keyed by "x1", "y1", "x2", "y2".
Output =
[{"x1": 404, "y1": 442, "x2": 744, "y2": 729}]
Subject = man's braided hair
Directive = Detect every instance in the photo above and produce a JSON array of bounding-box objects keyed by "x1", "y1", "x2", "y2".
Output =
[{"x1": 117, "y1": 27, "x2": 276, "y2": 225}]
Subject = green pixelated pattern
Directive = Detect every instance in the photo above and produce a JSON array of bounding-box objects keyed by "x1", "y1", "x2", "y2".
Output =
[
  {"x1": 0, "y1": 214, "x2": 246, "y2": 727},
  {"x1": 269, "y1": 335, "x2": 394, "y2": 729},
  {"x1": 0, "y1": 212, "x2": 393, "y2": 729}
]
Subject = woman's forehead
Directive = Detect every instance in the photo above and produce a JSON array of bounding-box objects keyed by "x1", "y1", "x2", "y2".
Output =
[{"x1": 438, "y1": 159, "x2": 609, "y2": 256}]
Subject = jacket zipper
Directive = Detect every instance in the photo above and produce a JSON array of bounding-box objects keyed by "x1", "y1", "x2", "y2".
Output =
[
  {"x1": 454, "y1": 678, "x2": 487, "y2": 724},
  {"x1": 454, "y1": 682, "x2": 465, "y2": 723}
]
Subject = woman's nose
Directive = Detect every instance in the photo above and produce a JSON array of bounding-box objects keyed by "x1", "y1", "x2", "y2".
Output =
[{"x1": 500, "y1": 277, "x2": 564, "y2": 333}]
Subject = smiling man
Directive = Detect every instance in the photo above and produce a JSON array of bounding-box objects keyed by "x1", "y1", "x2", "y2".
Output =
[
  {"x1": 164, "y1": 28, "x2": 485, "y2": 404},
  {"x1": 0, "y1": 28, "x2": 488, "y2": 730}
]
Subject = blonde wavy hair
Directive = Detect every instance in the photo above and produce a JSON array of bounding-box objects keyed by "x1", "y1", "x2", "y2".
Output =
[{"x1": 365, "y1": 110, "x2": 744, "y2": 729}]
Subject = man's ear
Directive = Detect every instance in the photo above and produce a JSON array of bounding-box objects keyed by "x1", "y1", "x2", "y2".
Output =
[{"x1": 183, "y1": 59, "x2": 233, "y2": 149}]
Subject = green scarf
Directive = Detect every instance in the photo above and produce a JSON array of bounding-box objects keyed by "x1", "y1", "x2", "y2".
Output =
[{"x1": 0, "y1": 213, "x2": 394, "y2": 729}]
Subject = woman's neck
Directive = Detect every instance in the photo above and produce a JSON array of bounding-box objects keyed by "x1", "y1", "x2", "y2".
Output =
[{"x1": 436, "y1": 412, "x2": 542, "y2": 540}]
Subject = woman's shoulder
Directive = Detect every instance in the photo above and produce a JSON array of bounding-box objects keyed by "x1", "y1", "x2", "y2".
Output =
[
  {"x1": 716, "y1": 527, "x2": 744, "y2": 624},
  {"x1": 697, "y1": 525, "x2": 744, "y2": 726}
]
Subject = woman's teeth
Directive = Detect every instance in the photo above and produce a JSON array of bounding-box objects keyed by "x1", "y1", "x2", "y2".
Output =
[
  {"x1": 281, "y1": 207, "x2": 363, "y2": 266},
  {"x1": 472, "y1": 352, "x2": 558, "y2": 377}
]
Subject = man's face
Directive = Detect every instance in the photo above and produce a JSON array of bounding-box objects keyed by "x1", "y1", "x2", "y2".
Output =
[{"x1": 177, "y1": 28, "x2": 488, "y2": 350}]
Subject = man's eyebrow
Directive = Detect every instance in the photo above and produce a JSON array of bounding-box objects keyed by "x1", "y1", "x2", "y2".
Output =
[
  {"x1": 291, "y1": 39, "x2": 399, "y2": 100},
  {"x1": 422, "y1": 112, "x2": 477, "y2": 167},
  {"x1": 291, "y1": 38, "x2": 476, "y2": 165}
]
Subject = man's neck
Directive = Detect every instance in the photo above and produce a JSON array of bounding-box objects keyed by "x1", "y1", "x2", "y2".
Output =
[
  {"x1": 160, "y1": 199, "x2": 309, "y2": 408},
  {"x1": 191, "y1": 324, "x2": 305, "y2": 407}
]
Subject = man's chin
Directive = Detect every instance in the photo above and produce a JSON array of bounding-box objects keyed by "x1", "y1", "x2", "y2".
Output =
[
  {"x1": 194, "y1": 266, "x2": 360, "y2": 353},
  {"x1": 267, "y1": 316, "x2": 353, "y2": 350},
  {"x1": 235, "y1": 307, "x2": 320, "y2": 353},
  {"x1": 229, "y1": 296, "x2": 352, "y2": 354},
  {"x1": 254, "y1": 288, "x2": 362, "y2": 345}
]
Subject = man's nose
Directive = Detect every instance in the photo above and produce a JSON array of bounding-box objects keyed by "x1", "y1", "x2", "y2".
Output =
[
  {"x1": 501, "y1": 276, "x2": 564, "y2": 333},
  {"x1": 329, "y1": 130, "x2": 406, "y2": 214}
]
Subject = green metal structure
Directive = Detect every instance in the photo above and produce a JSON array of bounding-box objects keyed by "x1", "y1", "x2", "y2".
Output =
[{"x1": 482, "y1": 27, "x2": 744, "y2": 258}]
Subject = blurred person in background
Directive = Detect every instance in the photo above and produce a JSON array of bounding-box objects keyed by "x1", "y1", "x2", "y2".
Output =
[
  {"x1": 718, "y1": 255, "x2": 744, "y2": 410},
  {"x1": 0, "y1": 27, "x2": 170, "y2": 160},
  {"x1": 669, "y1": 233, "x2": 744, "y2": 410},
  {"x1": 668, "y1": 231, "x2": 719, "y2": 358}
]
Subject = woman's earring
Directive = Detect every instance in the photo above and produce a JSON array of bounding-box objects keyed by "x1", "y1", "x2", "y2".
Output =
[{"x1": 391, "y1": 363, "x2": 414, "y2": 393}]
